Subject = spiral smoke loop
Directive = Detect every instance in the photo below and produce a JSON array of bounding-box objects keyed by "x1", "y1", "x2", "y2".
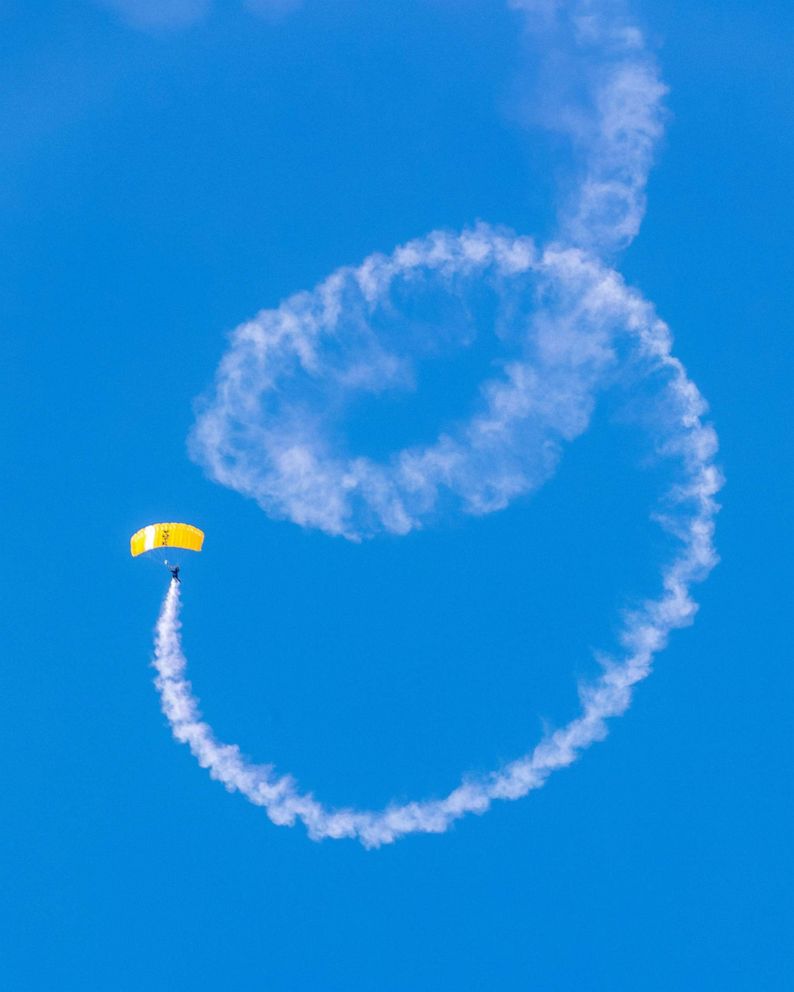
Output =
[{"x1": 152, "y1": 0, "x2": 721, "y2": 847}]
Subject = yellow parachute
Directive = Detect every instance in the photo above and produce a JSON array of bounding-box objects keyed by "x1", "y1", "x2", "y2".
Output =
[{"x1": 130, "y1": 522, "x2": 204, "y2": 558}]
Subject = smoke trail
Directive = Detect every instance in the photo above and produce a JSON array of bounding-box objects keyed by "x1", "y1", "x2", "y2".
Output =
[
  {"x1": 155, "y1": 399, "x2": 718, "y2": 849},
  {"x1": 150, "y1": 0, "x2": 722, "y2": 846},
  {"x1": 189, "y1": 1, "x2": 671, "y2": 537},
  {"x1": 509, "y1": 0, "x2": 669, "y2": 253},
  {"x1": 155, "y1": 241, "x2": 720, "y2": 847}
]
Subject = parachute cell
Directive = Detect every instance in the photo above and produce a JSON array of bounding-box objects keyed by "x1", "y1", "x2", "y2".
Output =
[{"x1": 130, "y1": 522, "x2": 204, "y2": 557}]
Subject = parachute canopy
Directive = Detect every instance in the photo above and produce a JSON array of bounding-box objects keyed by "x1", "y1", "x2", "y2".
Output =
[{"x1": 130, "y1": 522, "x2": 204, "y2": 558}]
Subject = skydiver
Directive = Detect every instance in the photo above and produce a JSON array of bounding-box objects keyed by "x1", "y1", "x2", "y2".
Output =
[{"x1": 169, "y1": 565, "x2": 181, "y2": 583}]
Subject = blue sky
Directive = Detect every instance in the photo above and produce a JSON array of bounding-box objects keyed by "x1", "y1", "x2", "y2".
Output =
[{"x1": 1, "y1": 0, "x2": 792, "y2": 988}]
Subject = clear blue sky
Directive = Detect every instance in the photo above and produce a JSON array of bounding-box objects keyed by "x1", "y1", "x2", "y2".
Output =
[{"x1": 1, "y1": 1, "x2": 791, "y2": 989}]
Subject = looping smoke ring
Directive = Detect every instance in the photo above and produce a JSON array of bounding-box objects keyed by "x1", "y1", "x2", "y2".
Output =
[{"x1": 151, "y1": 0, "x2": 721, "y2": 847}]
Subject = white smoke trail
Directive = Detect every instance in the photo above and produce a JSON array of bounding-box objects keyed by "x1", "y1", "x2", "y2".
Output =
[
  {"x1": 154, "y1": 240, "x2": 721, "y2": 847},
  {"x1": 150, "y1": 0, "x2": 722, "y2": 846},
  {"x1": 509, "y1": 0, "x2": 669, "y2": 253}
]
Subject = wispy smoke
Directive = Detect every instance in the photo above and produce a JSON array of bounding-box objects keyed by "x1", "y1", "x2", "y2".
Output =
[
  {"x1": 151, "y1": 0, "x2": 722, "y2": 845},
  {"x1": 509, "y1": 0, "x2": 668, "y2": 253}
]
